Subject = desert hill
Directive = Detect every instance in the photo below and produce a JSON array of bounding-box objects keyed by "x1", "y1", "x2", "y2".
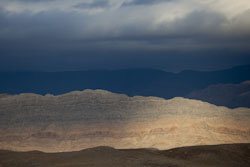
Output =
[
  {"x1": 0, "y1": 144, "x2": 250, "y2": 167},
  {"x1": 0, "y1": 90, "x2": 250, "y2": 152}
]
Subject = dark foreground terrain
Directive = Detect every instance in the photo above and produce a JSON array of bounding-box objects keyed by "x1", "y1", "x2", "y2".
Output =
[{"x1": 0, "y1": 144, "x2": 250, "y2": 167}]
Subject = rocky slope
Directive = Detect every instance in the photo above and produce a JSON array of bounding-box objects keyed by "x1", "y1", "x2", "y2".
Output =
[
  {"x1": 187, "y1": 81, "x2": 250, "y2": 108},
  {"x1": 0, "y1": 90, "x2": 250, "y2": 152}
]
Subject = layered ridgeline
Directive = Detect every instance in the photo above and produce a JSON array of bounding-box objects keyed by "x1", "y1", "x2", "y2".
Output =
[{"x1": 0, "y1": 90, "x2": 250, "y2": 152}]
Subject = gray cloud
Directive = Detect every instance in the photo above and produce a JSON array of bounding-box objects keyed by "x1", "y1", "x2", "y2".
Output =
[
  {"x1": 122, "y1": 0, "x2": 174, "y2": 7},
  {"x1": 7, "y1": 0, "x2": 55, "y2": 2},
  {"x1": 74, "y1": 0, "x2": 109, "y2": 9},
  {"x1": 0, "y1": 3, "x2": 249, "y2": 50},
  {"x1": 0, "y1": 0, "x2": 250, "y2": 71}
]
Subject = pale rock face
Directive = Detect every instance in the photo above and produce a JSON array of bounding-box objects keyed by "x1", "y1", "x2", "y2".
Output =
[{"x1": 0, "y1": 89, "x2": 250, "y2": 152}]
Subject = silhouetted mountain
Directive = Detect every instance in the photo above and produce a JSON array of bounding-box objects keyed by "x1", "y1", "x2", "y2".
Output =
[
  {"x1": 187, "y1": 81, "x2": 250, "y2": 108},
  {"x1": 1, "y1": 144, "x2": 250, "y2": 167},
  {"x1": 0, "y1": 65, "x2": 250, "y2": 99}
]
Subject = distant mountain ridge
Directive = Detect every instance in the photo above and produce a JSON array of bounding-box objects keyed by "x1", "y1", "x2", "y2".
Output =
[
  {"x1": 0, "y1": 90, "x2": 249, "y2": 152},
  {"x1": 187, "y1": 81, "x2": 250, "y2": 108},
  {"x1": 0, "y1": 65, "x2": 250, "y2": 102}
]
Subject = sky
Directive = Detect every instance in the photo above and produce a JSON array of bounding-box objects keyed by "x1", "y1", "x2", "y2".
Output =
[{"x1": 0, "y1": 0, "x2": 250, "y2": 72}]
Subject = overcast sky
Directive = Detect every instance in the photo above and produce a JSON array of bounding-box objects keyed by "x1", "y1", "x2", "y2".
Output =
[{"x1": 0, "y1": 0, "x2": 250, "y2": 72}]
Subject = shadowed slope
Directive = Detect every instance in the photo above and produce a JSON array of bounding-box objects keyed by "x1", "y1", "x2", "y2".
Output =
[{"x1": 0, "y1": 144, "x2": 250, "y2": 167}]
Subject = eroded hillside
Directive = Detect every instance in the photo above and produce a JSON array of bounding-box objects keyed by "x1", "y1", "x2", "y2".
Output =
[{"x1": 0, "y1": 90, "x2": 250, "y2": 152}]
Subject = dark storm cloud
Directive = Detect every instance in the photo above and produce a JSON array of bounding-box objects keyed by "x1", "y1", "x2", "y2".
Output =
[
  {"x1": 0, "y1": 4, "x2": 249, "y2": 52},
  {"x1": 74, "y1": 0, "x2": 109, "y2": 9},
  {"x1": 0, "y1": 9, "x2": 83, "y2": 41},
  {"x1": 1, "y1": 0, "x2": 249, "y2": 43},
  {"x1": 122, "y1": 0, "x2": 174, "y2": 6},
  {"x1": 7, "y1": 0, "x2": 54, "y2": 2},
  {"x1": 0, "y1": 0, "x2": 250, "y2": 71}
]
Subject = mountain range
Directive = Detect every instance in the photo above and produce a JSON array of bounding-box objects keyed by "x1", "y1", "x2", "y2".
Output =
[
  {"x1": 0, "y1": 65, "x2": 249, "y2": 105},
  {"x1": 0, "y1": 90, "x2": 249, "y2": 152}
]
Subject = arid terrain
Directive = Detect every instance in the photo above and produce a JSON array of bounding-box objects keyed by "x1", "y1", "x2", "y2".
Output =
[
  {"x1": 0, "y1": 144, "x2": 250, "y2": 167},
  {"x1": 0, "y1": 90, "x2": 250, "y2": 152}
]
